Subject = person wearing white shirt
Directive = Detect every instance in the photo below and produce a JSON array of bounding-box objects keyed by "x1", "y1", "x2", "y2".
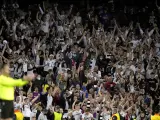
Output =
[
  {"x1": 23, "y1": 98, "x2": 32, "y2": 120},
  {"x1": 155, "y1": 42, "x2": 160, "y2": 56},
  {"x1": 75, "y1": 12, "x2": 82, "y2": 24},
  {"x1": 130, "y1": 65, "x2": 136, "y2": 74},
  {"x1": 90, "y1": 58, "x2": 96, "y2": 72},
  {"x1": 44, "y1": 54, "x2": 56, "y2": 71},
  {"x1": 72, "y1": 109, "x2": 82, "y2": 120},
  {"x1": 82, "y1": 109, "x2": 93, "y2": 120},
  {"x1": 18, "y1": 90, "x2": 26, "y2": 104},
  {"x1": 38, "y1": 110, "x2": 48, "y2": 120},
  {"x1": 14, "y1": 96, "x2": 22, "y2": 111},
  {"x1": 130, "y1": 39, "x2": 141, "y2": 49},
  {"x1": 40, "y1": 19, "x2": 49, "y2": 33},
  {"x1": 101, "y1": 111, "x2": 111, "y2": 120},
  {"x1": 57, "y1": 25, "x2": 64, "y2": 32},
  {"x1": 72, "y1": 100, "x2": 82, "y2": 120},
  {"x1": 46, "y1": 87, "x2": 53, "y2": 110}
]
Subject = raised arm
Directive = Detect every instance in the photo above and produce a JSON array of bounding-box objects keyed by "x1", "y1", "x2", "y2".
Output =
[
  {"x1": 109, "y1": 24, "x2": 116, "y2": 42},
  {"x1": 137, "y1": 23, "x2": 144, "y2": 36},
  {"x1": 114, "y1": 19, "x2": 122, "y2": 34},
  {"x1": 0, "y1": 74, "x2": 34, "y2": 87},
  {"x1": 42, "y1": 1, "x2": 46, "y2": 12},
  {"x1": 72, "y1": 99, "x2": 77, "y2": 110},
  {"x1": 31, "y1": 94, "x2": 40, "y2": 104},
  {"x1": 1, "y1": 43, "x2": 7, "y2": 56},
  {"x1": 54, "y1": 4, "x2": 61, "y2": 20},
  {"x1": 36, "y1": 11, "x2": 41, "y2": 23},
  {"x1": 148, "y1": 28, "x2": 155, "y2": 37},
  {"x1": 69, "y1": 17, "x2": 76, "y2": 27},
  {"x1": 38, "y1": 4, "x2": 44, "y2": 15},
  {"x1": 2, "y1": 15, "x2": 10, "y2": 31},
  {"x1": 0, "y1": 26, "x2": 4, "y2": 35},
  {"x1": 66, "y1": 5, "x2": 73, "y2": 17},
  {"x1": 27, "y1": 17, "x2": 33, "y2": 26},
  {"x1": 156, "y1": 0, "x2": 159, "y2": 8},
  {"x1": 77, "y1": 30, "x2": 87, "y2": 43},
  {"x1": 154, "y1": 24, "x2": 160, "y2": 37},
  {"x1": 125, "y1": 21, "x2": 133, "y2": 38}
]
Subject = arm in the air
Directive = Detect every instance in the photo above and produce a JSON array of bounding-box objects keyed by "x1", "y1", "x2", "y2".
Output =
[{"x1": 0, "y1": 75, "x2": 28, "y2": 87}]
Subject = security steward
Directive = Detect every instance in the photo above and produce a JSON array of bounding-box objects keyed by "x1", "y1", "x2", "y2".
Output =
[
  {"x1": 110, "y1": 108, "x2": 124, "y2": 120},
  {"x1": 151, "y1": 106, "x2": 160, "y2": 120},
  {"x1": 0, "y1": 63, "x2": 35, "y2": 120},
  {"x1": 14, "y1": 106, "x2": 24, "y2": 120}
]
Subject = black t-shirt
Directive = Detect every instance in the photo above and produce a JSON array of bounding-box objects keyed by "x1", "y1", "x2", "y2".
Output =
[
  {"x1": 40, "y1": 92, "x2": 48, "y2": 107},
  {"x1": 32, "y1": 79, "x2": 45, "y2": 90},
  {"x1": 56, "y1": 60, "x2": 66, "y2": 68},
  {"x1": 147, "y1": 78, "x2": 158, "y2": 89},
  {"x1": 139, "y1": 79, "x2": 145, "y2": 89},
  {"x1": 96, "y1": 55, "x2": 109, "y2": 70}
]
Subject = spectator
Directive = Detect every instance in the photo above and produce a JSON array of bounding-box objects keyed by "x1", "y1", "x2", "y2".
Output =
[{"x1": 0, "y1": 1, "x2": 160, "y2": 120}]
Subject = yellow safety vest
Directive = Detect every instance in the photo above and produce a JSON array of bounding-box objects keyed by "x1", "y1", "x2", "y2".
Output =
[
  {"x1": 14, "y1": 110, "x2": 24, "y2": 120},
  {"x1": 54, "y1": 112, "x2": 62, "y2": 120},
  {"x1": 110, "y1": 113, "x2": 120, "y2": 120},
  {"x1": 0, "y1": 75, "x2": 28, "y2": 100},
  {"x1": 43, "y1": 84, "x2": 49, "y2": 93},
  {"x1": 151, "y1": 114, "x2": 160, "y2": 120}
]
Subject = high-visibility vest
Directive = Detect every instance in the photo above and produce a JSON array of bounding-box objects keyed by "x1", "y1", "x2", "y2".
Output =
[
  {"x1": 0, "y1": 75, "x2": 28, "y2": 100},
  {"x1": 14, "y1": 110, "x2": 24, "y2": 120},
  {"x1": 110, "y1": 113, "x2": 120, "y2": 120},
  {"x1": 43, "y1": 84, "x2": 49, "y2": 93},
  {"x1": 151, "y1": 114, "x2": 160, "y2": 120},
  {"x1": 54, "y1": 112, "x2": 62, "y2": 120}
]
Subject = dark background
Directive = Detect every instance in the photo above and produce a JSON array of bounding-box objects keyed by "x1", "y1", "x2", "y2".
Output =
[{"x1": 0, "y1": 0, "x2": 158, "y2": 9}]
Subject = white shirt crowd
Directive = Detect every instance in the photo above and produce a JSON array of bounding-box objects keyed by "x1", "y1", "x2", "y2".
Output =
[{"x1": 0, "y1": 1, "x2": 160, "y2": 120}]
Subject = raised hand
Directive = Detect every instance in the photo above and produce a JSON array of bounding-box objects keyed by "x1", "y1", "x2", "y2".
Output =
[
  {"x1": 70, "y1": 4, "x2": 73, "y2": 8},
  {"x1": 23, "y1": 73, "x2": 35, "y2": 81}
]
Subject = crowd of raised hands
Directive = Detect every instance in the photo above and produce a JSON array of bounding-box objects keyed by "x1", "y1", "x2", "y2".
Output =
[{"x1": 0, "y1": 1, "x2": 160, "y2": 120}]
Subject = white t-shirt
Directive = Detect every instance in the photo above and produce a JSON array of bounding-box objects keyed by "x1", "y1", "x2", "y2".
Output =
[
  {"x1": 75, "y1": 16, "x2": 82, "y2": 24},
  {"x1": 30, "y1": 109, "x2": 37, "y2": 120},
  {"x1": 19, "y1": 23, "x2": 27, "y2": 30},
  {"x1": 40, "y1": 21, "x2": 49, "y2": 33},
  {"x1": 130, "y1": 40, "x2": 141, "y2": 48},
  {"x1": 23, "y1": 62, "x2": 28, "y2": 73},
  {"x1": 60, "y1": 15, "x2": 66, "y2": 20},
  {"x1": 14, "y1": 102, "x2": 22, "y2": 110},
  {"x1": 130, "y1": 65, "x2": 136, "y2": 73},
  {"x1": 13, "y1": 50, "x2": 20, "y2": 54},
  {"x1": 82, "y1": 113, "x2": 93, "y2": 120},
  {"x1": 46, "y1": 95, "x2": 53, "y2": 110},
  {"x1": 90, "y1": 58, "x2": 96, "y2": 72},
  {"x1": 36, "y1": 55, "x2": 40, "y2": 66},
  {"x1": 38, "y1": 112, "x2": 47, "y2": 120},
  {"x1": 11, "y1": 22, "x2": 18, "y2": 32},
  {"x1": 101, "y1": 112, "x2": 111, "y2": 120},
  {"x1": 155, "y1": 43, "x2": 160, "y2": 56},
  {"x1": 44, "y1": 59, "x2": 56, "y2": 71},
  {"x1": 0, "y1": 43, "x2": 3, "y2": 49},
  {"x1": 130, "y1": 85, "x2": 135, "y2": 93},
  {"x1": 120, "y1": 111, "x2": 127, "y2": 117},
  {"x1": 72, "y1": 109, "x2": 82, "y2": 120},
  {"x1": 22, "y1": 104, "x2": 32, "y2": 117},
  {"x1": 57, "y1": 26, "x2": 64, "y2": 32},
  {"x1": 18, "y1": 96, "x2": 26, "y2": 104}
]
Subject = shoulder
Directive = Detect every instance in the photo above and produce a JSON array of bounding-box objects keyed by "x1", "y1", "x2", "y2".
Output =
[{"x1": 89, "y1": 113, "x2": 93, "y2": 117}]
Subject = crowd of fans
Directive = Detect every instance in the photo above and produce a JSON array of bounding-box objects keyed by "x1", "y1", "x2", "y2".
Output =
[{"x1": 0, "y1": 0, "x2": 160, "y2": 120}]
